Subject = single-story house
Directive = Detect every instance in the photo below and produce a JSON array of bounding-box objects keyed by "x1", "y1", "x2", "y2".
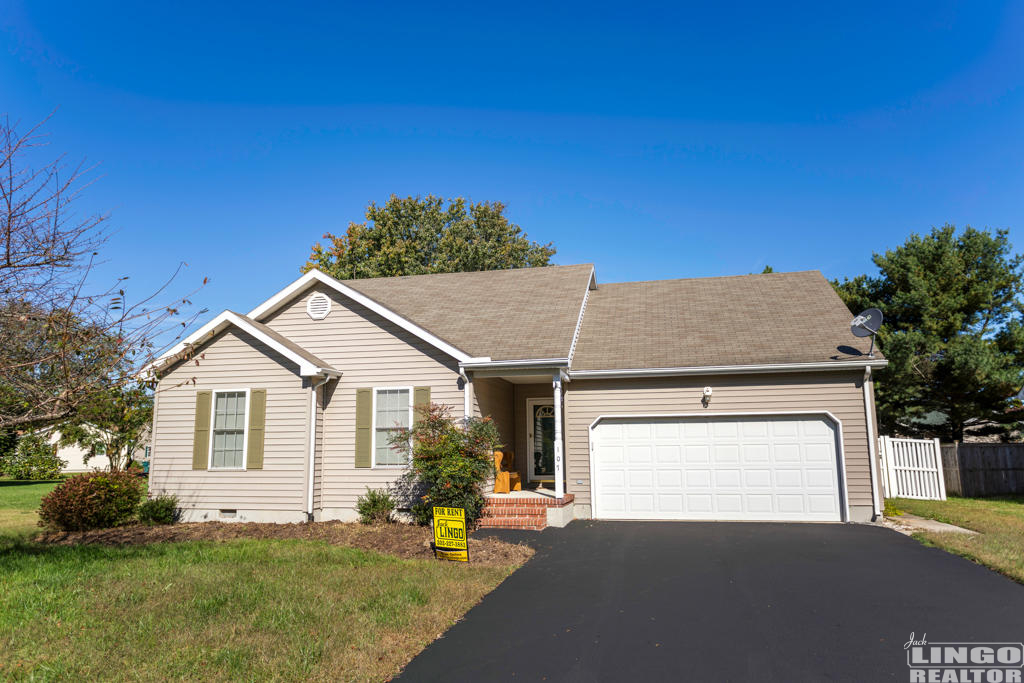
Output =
[{"x1": 145, "y1": 264, "x2": 887, "y2": 527}]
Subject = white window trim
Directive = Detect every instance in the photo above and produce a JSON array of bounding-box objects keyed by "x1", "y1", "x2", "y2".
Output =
[
  {"x1": 208, "y1": 388, "x2": 251, "y2": 471},
  {"x1": 371, "y1": 386, "x2": 414, "y2": 469}
]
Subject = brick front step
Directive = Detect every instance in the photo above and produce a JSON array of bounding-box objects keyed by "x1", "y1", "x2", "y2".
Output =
[
  {"x1": 477, "y1": 493, "x2": 575, "y2": 530},
  {"x1": 484, "y1": 493, "x2": 575, "y2": 508},
  {"x1": 477, "y1": 516, "x2": 546, "y2": 531},
  {"x1": 480, "y1": 505, "x2": 547, "y2": 517}
]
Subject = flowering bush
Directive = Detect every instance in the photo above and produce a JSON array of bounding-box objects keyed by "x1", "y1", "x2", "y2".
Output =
[{"x1": 389, "y1": 402, "x2": 500, "y2": 524}]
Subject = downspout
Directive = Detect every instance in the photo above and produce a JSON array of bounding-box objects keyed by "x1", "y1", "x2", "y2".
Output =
[
  {"x1": 458, "y1": 366, "x2": 472, "y2": 421},
  {"x1": 863, "y1": 366, "x2": 881, "y2": 520},
  {"x1": 307, "y1": 375, "x2": 331, "y2": 520}
]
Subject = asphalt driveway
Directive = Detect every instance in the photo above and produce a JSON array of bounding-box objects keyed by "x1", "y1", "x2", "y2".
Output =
[{"x1": 397, "y1": 521, "x2": 1024, "y2": 682}]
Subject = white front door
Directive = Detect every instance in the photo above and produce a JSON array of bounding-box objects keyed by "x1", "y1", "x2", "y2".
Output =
[
  {"x1": 526, "y1": 399, "x2": 557, "y2": 482},
  {"x1": 591, "y1": 415, "x2": 843, "y2": 521}
]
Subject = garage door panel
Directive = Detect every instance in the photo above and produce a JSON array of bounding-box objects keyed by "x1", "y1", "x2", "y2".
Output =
[
  {"x1": 656, "y1": 470, "x2": 682, "y2": 488},
  {"x1": 597, "y1": 445, "x2": 625, "y2": 464},
  {"x1": 687, "y1": 494, "x2": 713, "y2": 512},
  {"x1": 773, "y1": 444, "x2": 801, "y2": 463},
  {"x1": 804, "y1": 444, "x2": 833, "y2": 463},
  {"x1": 685, "y1": 445, "x2": 710, "y2": 464},
  {"x1": 713, "y1": 445, "x2": 740, "y2": 464},
  {"x1": 714, "y1": 469, "x2": 741, "y2": 488},
  {"x1": 716, "y1": 494, "x2": 743, "y2": 513},
  {"x1": 627, "y1": 445, "x2": 652, "y2": 463},
  {"x1": 655, "y1": 445, "x2": 681, "y2": 463},
  {"x1": 745, "y1": 469, "x2": 772, "y2": 487},
  {"x1": 629, "y1": 470, "x2": 654, "y2": 488},
  {"x1": 657, "y1": 494, "x2": 683, "y2": 512},
  {"x1": 686, "y1": 469, "x2": 712, "y2": 488},
  {"x1": 805, "y1": 469, "x2": 834, "y2": 488},
  {"x1": 742, "y1": 444, "x2": 770, "y2": 463},
  {"x1": 592, "y1": 415, "x2": 842, "y2": 522}
]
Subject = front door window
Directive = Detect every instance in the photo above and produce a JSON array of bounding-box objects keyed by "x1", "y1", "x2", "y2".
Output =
[{"x1": 532, "y1": 404, "x2": 556, "y2": 479}]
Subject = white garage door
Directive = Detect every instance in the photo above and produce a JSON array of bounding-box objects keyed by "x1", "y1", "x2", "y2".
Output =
[{"x1": 591, "y1": 415, "x2": 843, "y2": 521}]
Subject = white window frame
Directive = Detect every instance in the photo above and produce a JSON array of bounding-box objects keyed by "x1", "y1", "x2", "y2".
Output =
[
  {"x1": 208, "y1": 388, "x2": 251, "y2": 471},
  {"x1": 371, "y1": 386, "x2": 414, "y2": 469}
]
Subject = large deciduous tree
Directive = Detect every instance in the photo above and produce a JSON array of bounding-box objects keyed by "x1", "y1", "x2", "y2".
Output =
[
  {"x1": 833, "y1": 225, "x2": 1024, "y2": 441},
  {"x1": 304, "y1": 194, "x2": 555, "y2": 279},
  {"x1": 0, "y1": 114, "x2": 204, "y2": 430}
]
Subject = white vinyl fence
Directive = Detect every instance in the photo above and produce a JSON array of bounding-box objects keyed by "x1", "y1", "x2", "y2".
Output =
[{"x1": 878, "y1": 436, "x2": 946, "y2": 500}]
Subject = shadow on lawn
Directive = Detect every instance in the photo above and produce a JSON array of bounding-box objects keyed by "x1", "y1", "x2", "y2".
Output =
[{"x1": 0, "y1": 478, "x2": 65, "y2": 487}]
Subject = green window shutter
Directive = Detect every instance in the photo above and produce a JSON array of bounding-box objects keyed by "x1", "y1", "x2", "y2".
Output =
[
  {"x1": 247, "y1": 389, "x2": 267, "y2": 470},
  {"x1": 192, "y1": 390, "x2": 212, "y2": 470},
  {"x1": 413, "y1": 386, "x2": 431, "y2": 423},
  {"x1": 354, "y1": 388, "x2": 372, "y2": 469}
]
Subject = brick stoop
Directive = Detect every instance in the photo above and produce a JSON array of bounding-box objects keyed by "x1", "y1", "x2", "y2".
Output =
[{"x1": 477, "y1": 493, "x2": 575, "y2": 531}]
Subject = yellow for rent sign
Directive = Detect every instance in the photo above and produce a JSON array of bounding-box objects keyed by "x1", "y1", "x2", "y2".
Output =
[{"x1": 433, "y1": 506, "x2": 468, "y2": 562}]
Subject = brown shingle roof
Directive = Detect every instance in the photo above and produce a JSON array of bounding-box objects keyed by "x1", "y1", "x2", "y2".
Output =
[
  {"x1": 343, "y1": 264, "x2": 594, "y2": 361},
  {"x1": 232, "y1": 312, "x2": 337, "y2": 371},
  {"x1": 570, "y1": 270, "x2": 880, "y2": 370}
]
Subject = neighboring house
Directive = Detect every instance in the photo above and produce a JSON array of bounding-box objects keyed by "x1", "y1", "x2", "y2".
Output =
[
  {"x1": 38, "y1": 426, "x2": 112, "y2": 473},
  {"x1": 35, "y1": 423, "x2": 151, "y2": 473},
  {"x1": 145, "y1": 265, "x2": 887, "y2": 525}
]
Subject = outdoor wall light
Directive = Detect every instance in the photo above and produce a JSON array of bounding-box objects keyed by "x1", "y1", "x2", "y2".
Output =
[{"x1": 702, "y1": 386, "x2": 713, "y2": 408}]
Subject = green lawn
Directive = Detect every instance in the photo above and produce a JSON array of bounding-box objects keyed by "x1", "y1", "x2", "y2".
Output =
[
  {"x1": 887, "y1": 495, "x2": 1024, "y2": 584},
  {"x1": 0, "y1": 478, "x2": 520, "y2": 681},
  {"x1": 0, "y1": 478, "x2": 64, "y2": 542}
]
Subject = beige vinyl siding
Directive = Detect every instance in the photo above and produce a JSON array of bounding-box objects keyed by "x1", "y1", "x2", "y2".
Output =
[
  {"x1": 472, "y1": 377, "x2": 515, "y2": 450},
  {"x1": 563, "y1": 372, "x2": 873, "y2": 513},
  {"x1": 150, "y1": 329, "x2": 309, "y2": 512},
  {"x1": 263, "y1": 283, "x2": 465, "y2": 510}
]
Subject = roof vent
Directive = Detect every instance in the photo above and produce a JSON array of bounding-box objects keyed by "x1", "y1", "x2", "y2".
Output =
[{"x1": 306, "y1": 292, "x2": 332, "y2": 320}]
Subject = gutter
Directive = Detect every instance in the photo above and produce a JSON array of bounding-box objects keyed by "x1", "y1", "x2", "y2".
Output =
[{"x1": 569, "y1": 359, "x2": 888, "y2": 379}]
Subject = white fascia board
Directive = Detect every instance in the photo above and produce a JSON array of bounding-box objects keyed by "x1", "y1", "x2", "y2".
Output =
[
  {"x1": 460, "y1": 357, "x2": 569, "y2": 371},
  {"x1": 569, "y1": 359, "x2": 889, "y2": 379},
  {"x1": 142, "y1": 310, "x2": 336, "y2": 379},
  {"x1": 566, "y1": 266, "x2": 595, "y2": 368},
  {"x1": 246, "y1": 269, "x2": 474, "y2": 363}
]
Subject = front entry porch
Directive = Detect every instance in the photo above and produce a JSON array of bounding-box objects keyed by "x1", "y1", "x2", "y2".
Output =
[{"x1": 465, "y1": 366, "x2": 573, "y2": 530}]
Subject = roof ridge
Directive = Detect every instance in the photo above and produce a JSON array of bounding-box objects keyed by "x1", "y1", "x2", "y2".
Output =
[
  {"x1": 596, "y1": 270, "x2": 822, "y2": 287},
  {"x1": 343, "y1": 262, "x2": 594, "y2": 285}
]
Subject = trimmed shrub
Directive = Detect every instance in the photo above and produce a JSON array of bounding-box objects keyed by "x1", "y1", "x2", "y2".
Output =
[
  {"x1": 356, "y1": 488, "x2": 396, "y2": 524},
  {"x1": 1, "y1": 433, "x2": 66, "y2": 480},
  {"x1": 38, "y1": 471, "x2": 144, "y2": 531},
  {"x1": 138, "y1": 494, "x2": 180, "y2": 525}
]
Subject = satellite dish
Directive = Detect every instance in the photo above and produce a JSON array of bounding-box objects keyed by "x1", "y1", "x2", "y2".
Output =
[{"x1": 850, "y1": 308, "x2": 883, "y2": 357}]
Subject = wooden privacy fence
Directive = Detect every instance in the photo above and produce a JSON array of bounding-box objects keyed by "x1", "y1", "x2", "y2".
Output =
[
  {"x1": 940, "y1": 443, "x2": 1024, "y2": 497},
  {"x1": 878, "y1": 436, "x2": 946, "y2": 500}
]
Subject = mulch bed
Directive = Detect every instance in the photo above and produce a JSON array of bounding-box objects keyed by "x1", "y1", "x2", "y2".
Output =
[{"x1": 33, "y1": 521, "x2": 534, "y2": 567}]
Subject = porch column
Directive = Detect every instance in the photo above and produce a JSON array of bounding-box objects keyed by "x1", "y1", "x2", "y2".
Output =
[{"x1": 553, "y1": 371, "x2": 565, "y2": 498}]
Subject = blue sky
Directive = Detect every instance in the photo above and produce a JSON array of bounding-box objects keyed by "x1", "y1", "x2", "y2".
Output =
[{"x1": 2, "y1": 1, "x2": 1022, "y2": 336}]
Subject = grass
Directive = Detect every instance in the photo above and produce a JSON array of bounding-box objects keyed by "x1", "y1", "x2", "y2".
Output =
[
  {"x1": 0, "y1": 478, "x2": 64, "y2": 541},
  {"x1": 887, "y1": 495, "x2": 1024, "y2": 584},
  {"x1": 0, "y1": 478, "x2": 519, "y2": 681}
]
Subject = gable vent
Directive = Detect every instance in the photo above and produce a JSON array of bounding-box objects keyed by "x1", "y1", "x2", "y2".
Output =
[{"x1": 306, "y1": 292, "x2": 332, "y2": 320}]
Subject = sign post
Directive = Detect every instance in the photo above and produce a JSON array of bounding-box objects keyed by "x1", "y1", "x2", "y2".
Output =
[{"x1": 432, "y1": 506, "x2": 468, "y2": 562}]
